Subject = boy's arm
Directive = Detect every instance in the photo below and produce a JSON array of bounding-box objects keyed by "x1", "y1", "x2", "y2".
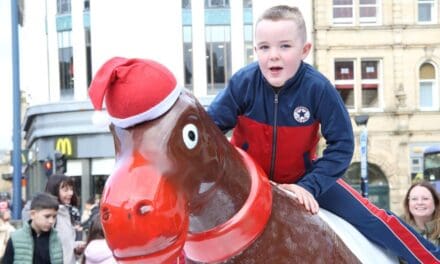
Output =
[
  {"x1": 2, "y1": 238, "x2": 14, "y2": 264},
  {"x1": 296, "y1": 81, "x2": 354, "y2": 198},
  {"x1": 207, "y1": 77, "x2": 242, "y2": 133}
]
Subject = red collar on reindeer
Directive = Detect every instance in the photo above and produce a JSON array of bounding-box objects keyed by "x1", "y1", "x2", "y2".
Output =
[
  {"x1": 88, "y1": 57, "x2": 182, "y2": 128},
  {"x1": 184, "y1": 148, "x2": 272, "y2": 263}
]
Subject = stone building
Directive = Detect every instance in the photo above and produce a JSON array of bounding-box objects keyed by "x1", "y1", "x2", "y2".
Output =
[{"x1": 314, "y1": 0, "x2": 440, "y2": 213}]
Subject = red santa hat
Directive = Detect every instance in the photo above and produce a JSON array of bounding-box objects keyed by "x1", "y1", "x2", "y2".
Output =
[{"x1": 88, "y1": 57, "x2": 182, "y2": 128}]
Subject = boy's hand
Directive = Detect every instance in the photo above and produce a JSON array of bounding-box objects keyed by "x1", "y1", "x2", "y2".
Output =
[{"x1": 278, "y1": 184, "x2": 319, "y2": 214}]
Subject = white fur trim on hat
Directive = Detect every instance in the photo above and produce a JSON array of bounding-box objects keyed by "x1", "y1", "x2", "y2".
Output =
[
  {"x1": 109, "y1": 85, "x2": 183, "y2": 128},
  {"x1": 92, "y1": 110, "x2": 111, "y2": 128}
]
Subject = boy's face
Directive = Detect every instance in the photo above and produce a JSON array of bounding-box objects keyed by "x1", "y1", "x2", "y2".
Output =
[
  {"x1": 255, "y1": 19, "x2": 311, "y2": 87},
  {"x1": 30, "y1": 208, "x2": 57, "y2": 234}
]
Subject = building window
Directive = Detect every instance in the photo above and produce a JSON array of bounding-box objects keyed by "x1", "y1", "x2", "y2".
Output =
[
  {"x1": 205, "y1": 0, "x2": 229, "y2": 8},
  {"x1": 243, "y1": 1, "x2": 253, "y2": 65},
  {"x1": 206, "y1": 25, "x2": 231, "y2": 94},
  {"x1": 333, "y1": 0, "x2": 354, "y2": 25},
  {"x1": 84, "y1": 0, "x2": 90, "y2": 11},
  {"x1": 182, "y1": 0, "x2": 191, "y2": 8},
  {"x1": 361, "y1": 60, "x2": 379, "y2": 108},
  {"x1": 418, "y1": 0, "x2": 437, "y2": 23},
  {"x1": 85, "y1": 29, "x2": 92, "y2": 86},
  {"x1": 419, "y1": 62, "x2": 438, "y2": 110},
  {"x1": 57, "y1": 0, "x2": 71, "y2": 14},
  {"x1": 333, "y1": 0, "x2": 381, "y2": 25},
  {"x1": 335, "y1": 60, "x2": 355, "y2": 109},
  {"x1": 183, "y1": 26, "x2": 193, "y2": 89},
  {"x1": 182, "y1": 0, "x2": 193, "y2": 90},
  {"x1": 359, "y1": 0, "x2": 379, "y2": 24},
  {"x1": 58, "y1": 31, "x2": 74, "y2": 99},
  {"x1": 334, "y1": 59, "x2": 382, "y2": 110}
]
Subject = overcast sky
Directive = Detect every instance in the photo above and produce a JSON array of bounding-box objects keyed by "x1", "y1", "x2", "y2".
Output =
[{"x1": 1, "y1": 0, "x2": 14, "y2": 151}]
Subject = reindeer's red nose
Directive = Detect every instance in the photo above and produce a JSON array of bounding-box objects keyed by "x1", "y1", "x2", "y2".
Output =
[{"x1": 100, "y1": 158, "x2": 189, "y2": 264}]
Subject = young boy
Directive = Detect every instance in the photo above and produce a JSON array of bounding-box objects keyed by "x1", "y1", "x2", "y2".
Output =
[
  {"x1": 2, "y1": 192, "x2": 63, "y2": 264},
  {"x1": 207, "y1": 5, "x2": 440, "y2": 263}
]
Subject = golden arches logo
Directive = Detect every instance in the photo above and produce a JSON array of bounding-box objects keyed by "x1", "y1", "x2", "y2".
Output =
[{"x1": 56, "y1": 137, "x2": 72, "y2": 156}]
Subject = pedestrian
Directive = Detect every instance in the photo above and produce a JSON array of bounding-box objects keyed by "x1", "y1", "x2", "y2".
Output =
[
  {"x1": 207, "y1": 5, "x2": 440, "y2": 263},
  {"x1": 2, "y1": 192, "x2": 63, "y2": 264},
  {"x1": 0, "y1": 209, "x2": 15, "y2": 261},
  {"x1": 44, "y1": 174, "x2": 85, "y2": 264},
  {"x1": 402, "y1": 181, "x2": 440, "y2": 245},
  {"x1": 81, "y1": 196, "x2": 100, "y2": 234},
  {"x1": 82, "y1": 213, "x2": 116, "y2": 264}
]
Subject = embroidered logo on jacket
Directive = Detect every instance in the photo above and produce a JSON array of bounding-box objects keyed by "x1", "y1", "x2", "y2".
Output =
[{"x1": 293, "y1": 106, "x2": 310, "y2": 123}]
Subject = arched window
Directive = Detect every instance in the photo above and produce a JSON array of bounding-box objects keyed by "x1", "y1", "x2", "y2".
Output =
[
  {"x1": 419, "y1": 62, "x2": 438, "y2": 110},
  {"x1": 343, "y1": 162, "x2": 390, "y2": 209}
]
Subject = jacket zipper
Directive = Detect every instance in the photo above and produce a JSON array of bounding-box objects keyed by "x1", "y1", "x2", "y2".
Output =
[{"x1": 269, "y1": 92, "x2": 279, "y2": 180}]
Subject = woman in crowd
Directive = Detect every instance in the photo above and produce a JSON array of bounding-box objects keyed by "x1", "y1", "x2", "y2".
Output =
[
  {"x1": 0, "y1": 209, "x2": 15, "y2": 260},
  {"x1": 402, "y1": 181, "x2": 440, "y2": 245},
  {"x1": 45, "y1": 174, "x2": 85, "y2": 263}
]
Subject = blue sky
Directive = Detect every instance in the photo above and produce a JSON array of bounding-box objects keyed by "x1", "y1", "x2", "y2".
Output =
[{"x1": 1, "y1": 0, "x2": 14, "y2": 150}]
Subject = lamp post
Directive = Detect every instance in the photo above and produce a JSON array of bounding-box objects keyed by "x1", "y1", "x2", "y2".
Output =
[
  {"x1": 355, "y1": 115, "x2": 369, "y2": 198},
  {"x1": 11, "y1": 0, "x2": 22, "y2": 219}
]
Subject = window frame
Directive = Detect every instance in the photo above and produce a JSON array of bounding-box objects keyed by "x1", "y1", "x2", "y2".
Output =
[
  {"x1": 332, "y1": 0, "x2": 382, "y2": 26},
  {"x1": 417, "y1": 0, "x2": 438, "y2": 24},
  {"x1": 360, "y1": 59, "x2": 381, "y2": 110},
  {"x1": 359, "y1": 0, "x2": 381, "y2": 24},
  {"x1": 418, "y1": 62, "x2": 439, "y2": 111},
  {"x1": 335, "y1": 59, "x2": 356, "y2": 110},
  {"x1": 333, "y1": 58, "x2": 383, "y2": 111},
  {"x1": 332, "y1": 0, "x2": 355, "y2": 25},
  {"x1": 57, "y1": 0, "x2": 71, "y2": 14}
]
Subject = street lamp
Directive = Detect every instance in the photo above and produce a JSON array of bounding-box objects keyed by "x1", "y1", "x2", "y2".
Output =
[{"x1": 355, "y1": 115, "x2": 369, "y2": 198}]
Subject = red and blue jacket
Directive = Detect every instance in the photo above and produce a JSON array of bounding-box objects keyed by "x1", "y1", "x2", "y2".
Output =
[{"x1": 207, "y1": 61, "x2": 354, "y2": 198}]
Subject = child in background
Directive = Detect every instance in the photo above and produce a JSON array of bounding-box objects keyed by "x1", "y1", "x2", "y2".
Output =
[
  {"x1": 81, "y1": 196, "x2": 100, "y2": 234},
  {"x1": 82, "y1": 213, "x2": 116, "y2": 264},
  {"x1": 2, "y1": 192, "x2": 63, "y2": 263},
  {"x1": 207, "y1": 5, "x2": 440, "y2": 263}
]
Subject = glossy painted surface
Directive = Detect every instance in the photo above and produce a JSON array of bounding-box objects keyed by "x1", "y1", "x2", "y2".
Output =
[
  {"x1": 101, "y1": 90, "x2": 362, "y2": 263},
  {"x1": 101, "y1": 152, "x2": 188, "y2": 263},
  {"x1": 184, "y1": 148, "x2": 272, "y2": 263}
]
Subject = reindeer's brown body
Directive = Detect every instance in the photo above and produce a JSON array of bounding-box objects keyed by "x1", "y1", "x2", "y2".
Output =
[{"x1": 101, "y1": 90, "x2": 361, "y2": 263}]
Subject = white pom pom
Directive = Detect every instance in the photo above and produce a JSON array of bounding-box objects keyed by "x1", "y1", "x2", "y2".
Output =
[{"x1": 92, "y1": 111, "x2": 111, "y2": 127}]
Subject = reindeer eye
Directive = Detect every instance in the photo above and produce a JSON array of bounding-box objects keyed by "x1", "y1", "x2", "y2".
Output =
[{"x1": 182, "y1": 123, "x2": 198, "y2": 149}]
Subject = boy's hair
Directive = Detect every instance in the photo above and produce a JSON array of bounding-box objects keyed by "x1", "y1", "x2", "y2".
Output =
[
  {"x1": 256, "y1": 5, "x2": 307, "y2": 43},
  {"x1": 30, "y1": 192, "x2": 59, "y2": 211}
]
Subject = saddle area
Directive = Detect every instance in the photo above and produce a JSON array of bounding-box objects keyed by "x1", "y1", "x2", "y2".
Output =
[{"x1": 279, "y1": 186, "x2": 399, "y2": 264}]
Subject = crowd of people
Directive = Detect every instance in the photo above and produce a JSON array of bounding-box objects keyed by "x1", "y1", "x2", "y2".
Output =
[{"x1": 0, "y1": 173, "x2": 112, "y2": 264}]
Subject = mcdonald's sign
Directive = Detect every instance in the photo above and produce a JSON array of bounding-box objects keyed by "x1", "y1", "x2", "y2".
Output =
[{"x1": 55, "y1": 137, "x2": 76, "y2": 157}]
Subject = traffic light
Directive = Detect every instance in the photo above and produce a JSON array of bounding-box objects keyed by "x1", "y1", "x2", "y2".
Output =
[
  {"x1": 43, "y1": 159, "x2": 53, "y2": 176},
  {"x1": 54, "y1": 151, "x2": 67, "y2": 174}
]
